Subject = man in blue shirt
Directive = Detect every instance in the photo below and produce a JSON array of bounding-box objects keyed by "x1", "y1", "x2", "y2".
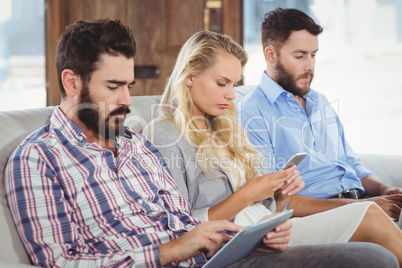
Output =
[{"x1": 238, "y1": 8, "x2": 402, "y2": 219}]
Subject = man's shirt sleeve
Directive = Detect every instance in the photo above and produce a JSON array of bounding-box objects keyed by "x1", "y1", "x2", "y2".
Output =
[{"x1": 4, "y1": 144, "x2": 163, "y2": 268}]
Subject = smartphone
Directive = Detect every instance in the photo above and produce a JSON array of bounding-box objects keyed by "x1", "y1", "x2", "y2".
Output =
[{"x1": 280, "y1": 152, "x2": 307, "y2": 170}]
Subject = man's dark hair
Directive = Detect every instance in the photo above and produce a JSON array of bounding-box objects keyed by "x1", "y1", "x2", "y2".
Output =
[
  {"x1": 56, "y1": 19, "x2": 136, "y2": 98},
  {"x1": 261, "y1": 8, "x2": 323, "y2": 51}
]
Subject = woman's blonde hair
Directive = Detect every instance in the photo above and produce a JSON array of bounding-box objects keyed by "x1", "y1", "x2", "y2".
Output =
[{"x1": 158, "y1": 30, "x2": 261, "y2": 188}]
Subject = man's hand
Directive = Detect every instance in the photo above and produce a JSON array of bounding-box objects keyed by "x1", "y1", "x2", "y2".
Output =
[
  {"x1": 158, "y1": 220, "x2": 242, "y2": 266},
  {"x1": 382, "y1": 187, "x2": 402, "y2": 196},
  {"x1": 256, "y1": 215, "x2": 292, "y2": 253},
  {"x1": 273, "y1": 166, "x2": 304, "y2": 211},
  {"x1": 368, "y1": 194, "x2": 402, "y2": 220},
  {"x1": 280, "y1": 166, "x2": 304, "y2": 196},
  {"x1": 361, "y1": 175, "x2": 402, "y2": 220}
]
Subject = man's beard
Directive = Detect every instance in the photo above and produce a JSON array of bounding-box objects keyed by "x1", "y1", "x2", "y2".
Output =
[
  {"x1": 274, "y1": 59, "x2": 313, "y2": 97},
  {"x1": 77, "y1": 86, "x2": 130, "y2": 140}
]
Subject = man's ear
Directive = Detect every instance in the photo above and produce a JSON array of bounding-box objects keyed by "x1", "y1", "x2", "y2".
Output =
[
  {"x1": 61, "y1": 69, "x2": 80, "y2": 97},
  {"x1": 264, "y1": 46, "x2": 277, "y2": 64}
]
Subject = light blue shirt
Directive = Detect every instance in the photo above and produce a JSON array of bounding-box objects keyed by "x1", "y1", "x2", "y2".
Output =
[{"x1": 238, "y1": 72, "x2": 374, "y2": 198}]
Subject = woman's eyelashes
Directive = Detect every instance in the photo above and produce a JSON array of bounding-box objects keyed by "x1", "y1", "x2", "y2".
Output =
[{"x1": 217, "y1": 82, "x2": 240, "y2": 88}]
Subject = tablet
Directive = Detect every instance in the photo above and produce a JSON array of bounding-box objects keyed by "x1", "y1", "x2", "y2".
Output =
[{"x1": 203, "y1": 209, "x2": 294, "y2": 268}]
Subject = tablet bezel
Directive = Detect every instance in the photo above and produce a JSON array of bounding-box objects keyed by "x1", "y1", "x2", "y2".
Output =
[{"x1": 203, "y1": 209, "x2": 294, "y2": 268}]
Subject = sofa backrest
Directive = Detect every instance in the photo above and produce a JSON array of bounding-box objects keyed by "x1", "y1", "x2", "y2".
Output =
[{"x1": 0, "y1": 85, "x2": 255, "y2": 265}]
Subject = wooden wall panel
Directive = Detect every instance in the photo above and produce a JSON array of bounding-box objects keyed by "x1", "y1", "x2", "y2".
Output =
[
  {"x1": 83, "y1": 0, "x2": 127, "y2": 22},
  {"x1": 126, "y1": 0, "x2": 205, "y2": 96},
  {"x1": 45, "y1": 0, "x2": 243, "y2": 105},
  {"x1": 45, "y1": 0, "x2": 65, "y2": 106},
  {"x1": 64, "y1": 0, "x2": 85, "y2": 23},
  {"x1": 126, "y1": 0, "x2": 164, "y2": 96},
  {"x1": 163, "y1": 0, "x2": 204, "y2": 52},
  {"x1": 222, "y1": 0, "x2": 243, "y2": 45}
]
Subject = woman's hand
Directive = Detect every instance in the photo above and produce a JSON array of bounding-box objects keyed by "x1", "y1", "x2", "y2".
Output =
[
  {"x1": 256, "y1": 215, "x2": 292, "y2": 253},
  {"x1": 238, "y1": 166, "x2": 299, "y2": 204}
]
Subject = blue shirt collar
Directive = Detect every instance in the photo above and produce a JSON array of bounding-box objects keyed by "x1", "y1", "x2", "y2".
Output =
[{"x1": 259, "y1": 71, "x2": 287, "y2": 105}]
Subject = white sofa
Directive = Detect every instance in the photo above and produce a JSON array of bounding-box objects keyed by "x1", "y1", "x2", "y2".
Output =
[{"x1": 0, "y1": 85, "x2": 401, "y2": 267}]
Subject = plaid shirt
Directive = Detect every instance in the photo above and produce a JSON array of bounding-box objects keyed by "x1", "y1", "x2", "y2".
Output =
[{"x1": 4, "y1": 107, "x2": 205, "y2": 268}]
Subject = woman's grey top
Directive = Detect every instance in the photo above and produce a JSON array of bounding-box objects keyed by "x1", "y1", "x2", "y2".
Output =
[{"x1": 143, "y1": 120, "x2": 273, "y2": 221}]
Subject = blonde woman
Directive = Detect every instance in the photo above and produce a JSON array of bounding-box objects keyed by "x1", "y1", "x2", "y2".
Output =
[{"x1": 143, "y1": 30, "x2": 402, "y2": 265}]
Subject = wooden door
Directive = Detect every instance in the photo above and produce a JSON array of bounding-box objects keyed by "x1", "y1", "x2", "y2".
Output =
[
  {"x1": 45, "y1": 0, "x2": 243, "y2": 105},
  {"x1": 126, "y1": 0, "x2": 205, "y2": 96}
]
